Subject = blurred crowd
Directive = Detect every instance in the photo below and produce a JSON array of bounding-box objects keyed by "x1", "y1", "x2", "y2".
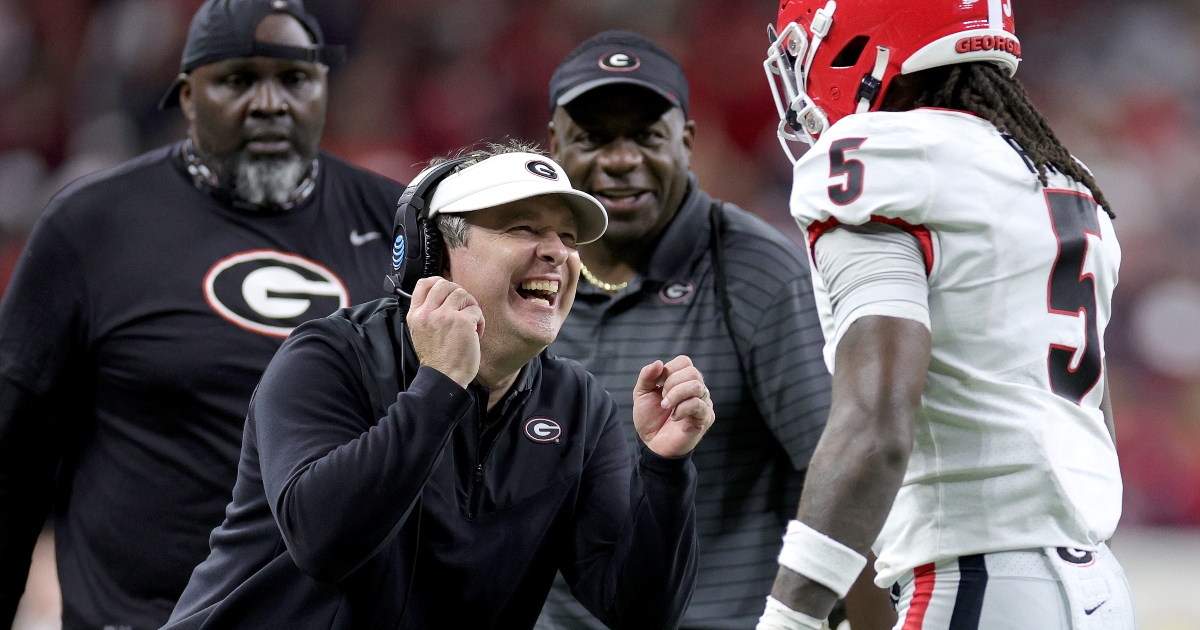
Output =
[{"x1": 2, "y1": 0, "x2": 1200, "y2": 528}]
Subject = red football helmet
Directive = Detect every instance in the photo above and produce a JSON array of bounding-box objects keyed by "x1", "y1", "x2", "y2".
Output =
[{"x1": 765, "y1": 0, "x2": 1021, "y2": 161}]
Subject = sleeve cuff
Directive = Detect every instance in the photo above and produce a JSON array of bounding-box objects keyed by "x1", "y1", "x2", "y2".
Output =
[
  {"x1": 405, "y1": 366, "x2": 474, "y2": 414},
  {"x1": 637, "y1": 442, "x2": 695, "y2": 478}
]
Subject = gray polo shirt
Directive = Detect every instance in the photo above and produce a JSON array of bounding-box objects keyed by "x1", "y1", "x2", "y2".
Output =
[{"x1": 536, "y1": 177, "x2": 831, "y2": 629}]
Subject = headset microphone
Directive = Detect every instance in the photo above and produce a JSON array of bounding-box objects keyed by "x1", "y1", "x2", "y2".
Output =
[{"x1": 385, "y1": 157, "x2": 473, "y2": 298}]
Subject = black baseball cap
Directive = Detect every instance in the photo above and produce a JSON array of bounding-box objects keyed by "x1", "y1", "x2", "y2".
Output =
[
  {"x1": 549, "y1": 30, "x2": 689, "y2": 118},
  {"x1": 158, "y1": 0, "x2": 344, "y2": 109}
]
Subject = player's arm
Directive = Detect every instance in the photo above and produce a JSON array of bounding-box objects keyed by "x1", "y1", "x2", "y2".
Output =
[
  {"x1": 759, "y1": 222, "x2": 932, "y2": 628},
  {"x1": 767, "y1": 315, "x2": 930, "y2": 620},
  {"x1": 726, "y1": 237, "x2": 896, "y2": 629}
]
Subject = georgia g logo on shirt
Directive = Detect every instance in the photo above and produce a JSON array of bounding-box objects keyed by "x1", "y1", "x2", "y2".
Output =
[
  {"x1": 524, "y1": 418, "x2": 562, "y2": 443},
  {"x1": 204, "y1": 250, "x2": 350, "y2": 337}
]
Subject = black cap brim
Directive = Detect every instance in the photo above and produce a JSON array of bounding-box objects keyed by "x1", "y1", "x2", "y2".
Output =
[
  {"x1": 548, "y1": 31, "x2": 690, "y2": 119},
  {"x1": 157, "y1": 43, "x2": 345, "y2": 111},
  {"x1": 556, "y1": 77, "x2": 681, "y2": 112},
  {"x1": 158, "y1": 75, "x2": 186, "y2": 110}
]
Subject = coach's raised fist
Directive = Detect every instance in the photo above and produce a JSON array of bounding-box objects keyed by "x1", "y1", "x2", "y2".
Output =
[
  {"x1": 632, "y1": 355, "x2": 715, "y2": 458},
  {"x1": 407, "y1": 277, "x2": 485, "y2": 388}
]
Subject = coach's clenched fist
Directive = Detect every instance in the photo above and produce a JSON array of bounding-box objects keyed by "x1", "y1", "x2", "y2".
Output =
[
  {"x1": 633, "y1": 355, "x2": 716, "y2": 458},
  {"x1": 407, "y1": 277, "x2": 485, "y2": 388}
]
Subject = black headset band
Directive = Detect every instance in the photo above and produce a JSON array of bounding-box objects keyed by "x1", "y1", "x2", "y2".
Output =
[
  {"x1": 386, "y1": 156, "x2": 473, "y2": 298},
  {"x1": 394, "y1": 157, "x2": 471, "y2": 226}
]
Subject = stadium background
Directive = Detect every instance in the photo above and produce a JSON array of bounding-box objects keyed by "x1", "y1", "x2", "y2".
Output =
[{"x1": 3, "y1": 0, "x2": 1198, "y2": 627}]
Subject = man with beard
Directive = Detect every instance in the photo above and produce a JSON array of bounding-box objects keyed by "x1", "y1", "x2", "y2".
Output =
[{"x1": 0, "y1": 1, "x2": 404, "y2": 628}]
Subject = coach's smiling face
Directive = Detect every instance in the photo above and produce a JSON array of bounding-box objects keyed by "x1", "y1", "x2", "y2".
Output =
[
  {"x1": 444, "y1": 196, "x2": 581, "y2": 379},
  {"x1": 550, "y1": 84, "x2": 694, "y2": 246}
]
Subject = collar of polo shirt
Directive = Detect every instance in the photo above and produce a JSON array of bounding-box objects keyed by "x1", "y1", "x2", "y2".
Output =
[{"x1": 422, "y1": 152, "x2": 608, "y2": 245}]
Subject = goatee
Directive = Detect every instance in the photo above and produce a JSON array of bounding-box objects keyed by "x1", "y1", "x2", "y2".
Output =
[{"x1": 232, "y1": 153, "x2": 307, "y2": 206}]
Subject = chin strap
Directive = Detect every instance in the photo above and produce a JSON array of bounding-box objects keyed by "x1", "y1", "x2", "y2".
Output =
[
  {"x1": 764, "y1": 0, "x2": 843, "y2": 161},
  {"x1": 797, "y1": 1, "x2": 837, "y2": 135},
  {"x1": 856, "y1": 46, "x2": 891, "y2": 114},
  {"x1": 804, "y1": 1, "x2": 837, "y2": 75}
]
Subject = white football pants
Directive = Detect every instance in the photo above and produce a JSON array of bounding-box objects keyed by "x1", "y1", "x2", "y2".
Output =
[{"x1": 891, "y1": 544, "x2": 1135, "y2": 630}]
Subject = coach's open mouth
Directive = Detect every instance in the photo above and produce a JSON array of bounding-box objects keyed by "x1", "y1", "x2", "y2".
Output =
[{"x1": 516, "y1": 279, "x2": 560, "y2": 307}]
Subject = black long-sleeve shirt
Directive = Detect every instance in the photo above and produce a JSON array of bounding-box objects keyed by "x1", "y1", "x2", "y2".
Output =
[
  {"x1": 0, "y1": 144, "x2": 404, "y2": 630},
  {"x1": 165, "y1": 298, "x2": 699, "y2": 630}
]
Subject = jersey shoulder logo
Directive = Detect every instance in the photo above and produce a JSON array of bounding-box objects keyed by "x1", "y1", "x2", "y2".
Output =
[
  {"x1": 524, "y1": 417, "x2": 562, "y2": 443},
  {"x1": 599, "y1": 51, "x2": 640, "y2": 72},
  {"x1": 204, "y1": 250, "x2": 350, "y2": 338}
]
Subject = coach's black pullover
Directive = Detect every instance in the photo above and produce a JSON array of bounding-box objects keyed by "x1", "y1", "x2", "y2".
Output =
[{"x1": 165, "y1": 298, "x2": 699, "y2": 630}]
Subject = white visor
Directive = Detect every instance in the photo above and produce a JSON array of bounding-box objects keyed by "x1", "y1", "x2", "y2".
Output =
[{"x1": 421, "y1": 152, "x2": 608, "y2": 245}]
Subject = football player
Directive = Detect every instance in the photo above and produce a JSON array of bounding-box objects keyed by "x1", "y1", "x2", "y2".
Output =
[{"x1": 757, "y1": 1, "x2": 1134, "y2": 629}]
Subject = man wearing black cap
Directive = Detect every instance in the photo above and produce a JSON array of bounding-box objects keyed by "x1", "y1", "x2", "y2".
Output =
[
  {"x1": 0, "y1": 1, "x2": 403, "y2": 628},
  {"x1": 536, "y1": 31, "x2": 895, "y2": 629}
]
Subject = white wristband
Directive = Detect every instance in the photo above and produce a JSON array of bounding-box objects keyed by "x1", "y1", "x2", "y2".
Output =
[
  {"x1": 756, "y1": 596, "x2": 826, "y2": 630},
  {"x1": 776, "y1": 520, "x2": 867, "y2": 599}
]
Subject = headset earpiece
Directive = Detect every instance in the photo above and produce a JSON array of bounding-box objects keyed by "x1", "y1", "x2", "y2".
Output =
[
  {"x1": 420, "y1": 219, "x2": 444, "y2": 280},
  {"x1": 386, "y1": 156, "x2": 472, "y2": 297}
]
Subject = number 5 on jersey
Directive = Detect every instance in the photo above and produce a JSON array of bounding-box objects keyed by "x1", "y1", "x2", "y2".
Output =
[
  {"x1": 828, "y1": 138, "x2": 867, "y2": 205},
  {"x1": 1046, "y1": 191, "x2": 1103, "y2": 405}
]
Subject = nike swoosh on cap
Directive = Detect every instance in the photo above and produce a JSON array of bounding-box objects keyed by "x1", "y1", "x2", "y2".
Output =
[{"x1": 350, "y1": 230, "x2": 381, "y2": 246}]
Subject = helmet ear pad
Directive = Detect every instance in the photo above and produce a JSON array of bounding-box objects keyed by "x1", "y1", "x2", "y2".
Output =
[{"x1": 420, "y1": 218, "x2": 444, "y2": 280}]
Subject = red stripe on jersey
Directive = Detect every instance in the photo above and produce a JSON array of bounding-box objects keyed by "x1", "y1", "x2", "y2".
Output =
[
  {"x1": 903, "y1": 563, "x2": 937, "y2": 630},
  {"x1": 805, "y1": 216, "x2": 934, "y2": 276},
  {"x1": 806, "y1": 218, "x2": 843, "y2": 257},
  {"x1": 867, "y1": 216, "x2": 935, "y2": 275}
]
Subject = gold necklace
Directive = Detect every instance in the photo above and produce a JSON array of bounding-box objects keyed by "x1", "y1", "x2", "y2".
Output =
[{"x1": 579, "y1": 263, "x2": 629, "y2": 292}]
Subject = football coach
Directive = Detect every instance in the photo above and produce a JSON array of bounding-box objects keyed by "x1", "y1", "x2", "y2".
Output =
[{"x1": 164, "y1": 142, "x2": 715, "y2": 630}]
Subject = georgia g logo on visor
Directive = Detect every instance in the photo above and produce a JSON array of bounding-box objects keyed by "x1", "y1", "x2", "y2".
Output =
[
  {"x1": 524, "y1": 418, "x2": 562, "y2": 443},
  {"x1": 525, "y1": 160, "x2": 559, "y2": 180},
  {"x1": 599, "y1": 51, "x2": 640, "y2": 72},
  {"x1": 204, "y1": 250, "x2": 350, "y2": 337}
]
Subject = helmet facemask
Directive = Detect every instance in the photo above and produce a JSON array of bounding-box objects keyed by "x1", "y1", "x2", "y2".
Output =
[
  {"x1": 765, "y1": 0, "x2": 1022, "y2": 164},
  {"x1": 764, "y1": 1, "x2": 837, "y2": 163}
]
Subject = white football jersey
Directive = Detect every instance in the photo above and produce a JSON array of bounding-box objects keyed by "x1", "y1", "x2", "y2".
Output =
[{"x1": 789, "y1": 108, "x2": 1123, "y2": 587}]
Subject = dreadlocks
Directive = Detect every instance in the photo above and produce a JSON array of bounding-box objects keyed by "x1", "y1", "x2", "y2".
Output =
[{"x1": 912, "y1": 63, "x2": 1114, "y2": 218}]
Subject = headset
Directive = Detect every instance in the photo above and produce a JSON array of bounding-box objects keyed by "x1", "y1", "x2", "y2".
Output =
[
  {"x1": 381, "y1": 159, "x2": 472, "y2": 626},
  {"x1": 385, "y1": 157, "x2": 473, "y2": 298}
]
